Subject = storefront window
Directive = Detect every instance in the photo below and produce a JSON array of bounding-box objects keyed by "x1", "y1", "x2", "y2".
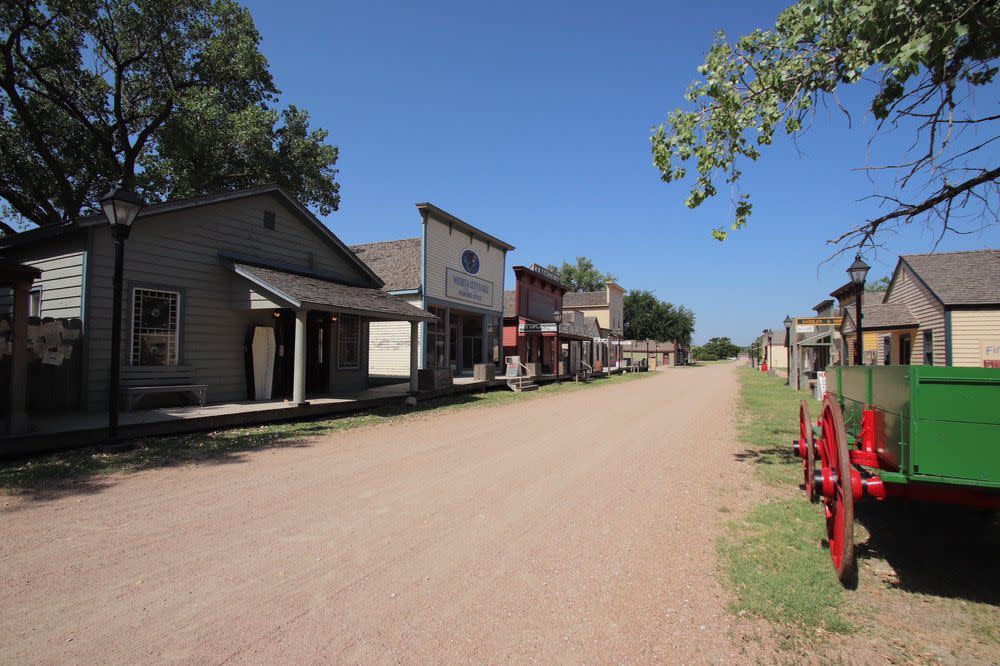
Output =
[
  {"x1": 131, "y1": 288, "x2": 179, "y2": 366},
  {"x1": 425, "y1": 305, "x2": 446, "y2": 368},
  {"x1": 338, "y1": 313, "x2": 361, "y2": 369}
]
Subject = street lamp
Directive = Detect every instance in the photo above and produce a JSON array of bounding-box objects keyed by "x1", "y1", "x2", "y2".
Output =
[
  {"x1": 783, "y1": 315, "x2": 792, "y2": 385},
  {"x1": 552, "y1": 309, "x2": 562, "y2": 383},
  {"x1": 100, "y1": 186, "x2": 144, "y2": 439},
  {"x1": 847, "y1": 254, "x2": 870, "y2": 366}
]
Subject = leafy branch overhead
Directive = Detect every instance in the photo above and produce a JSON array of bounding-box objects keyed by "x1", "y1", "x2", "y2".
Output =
[
  {"x1": 0, "y1": 0, "x2": 340, "y2": 235},
  {"x1": 651, "y1": 0, "x2": 1000, "y2": 249}
]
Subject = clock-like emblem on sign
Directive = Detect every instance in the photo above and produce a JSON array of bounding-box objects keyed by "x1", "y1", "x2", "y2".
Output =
[{"x1": 461, "y1": 249, "x2": 480, "y2": 275}]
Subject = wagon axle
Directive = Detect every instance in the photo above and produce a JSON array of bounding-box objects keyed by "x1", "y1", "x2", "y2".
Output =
[{"x1": 812, "y1": 468, "x2": 886, "y2": 502}]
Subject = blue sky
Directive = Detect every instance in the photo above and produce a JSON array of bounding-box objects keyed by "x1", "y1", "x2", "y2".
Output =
[{"x1": 243, "y1": 0, "x2": 999, "y2": 344}]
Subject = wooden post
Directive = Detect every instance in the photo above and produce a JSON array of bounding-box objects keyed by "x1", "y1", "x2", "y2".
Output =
[
  {"x1": 291, "y1": 309, "x2": 308, "y2": 406},
  {"x1": 409, "y1": 321, "x2": 419, "y2": 393},
  {"x1": 8, "y1": 281, "x2": 30, "y2": 434}
]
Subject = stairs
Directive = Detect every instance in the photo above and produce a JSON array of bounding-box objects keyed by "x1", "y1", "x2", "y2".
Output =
[{"x1": 507, "y1": 376, "x2": 539, "y2": 392}]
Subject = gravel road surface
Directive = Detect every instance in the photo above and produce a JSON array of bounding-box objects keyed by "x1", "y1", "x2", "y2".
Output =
[{"x1": 2, "y1": 364, "x2": 747, "y2": 663}]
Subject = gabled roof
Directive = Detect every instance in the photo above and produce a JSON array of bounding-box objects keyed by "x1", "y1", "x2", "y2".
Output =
[
  {"x1": 349, "y1": 238, "x2": 421, "y2": 292},
  {"x1": 0, "y1": 183, "x2": 384, "y2": 287},
  {"x1": 895, "y1": 250, "x2": 1000, "y2": 306},
  {"x1": 231, "y1": 262, "x2": 435, "y2": 322},
  {"x1": 841, "y1": 302, "x2": 917, "y2": 332},
  {"x1": 563, "y1": 290, "x2": 607, "y2": 308}
]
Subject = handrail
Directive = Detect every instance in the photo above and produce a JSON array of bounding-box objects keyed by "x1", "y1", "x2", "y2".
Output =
[{"x1": 580, "y1": 361, "x2": 593, "y2": 373}]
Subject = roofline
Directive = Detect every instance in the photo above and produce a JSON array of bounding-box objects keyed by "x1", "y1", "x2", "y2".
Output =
[
  {"x1": 1, "y1": 184, "x2": 386, "y2": 287},
  {"x1": 415, "y1": 202, "x2": 515, "y2": 251},
  {"x1": 512, "y1": 264, "x2": 567, "y2": 291}
]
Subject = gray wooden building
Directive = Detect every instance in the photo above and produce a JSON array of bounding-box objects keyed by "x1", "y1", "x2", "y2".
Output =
[{"x1": 0, "y1": 184, "x2": 434, "y2": 419}]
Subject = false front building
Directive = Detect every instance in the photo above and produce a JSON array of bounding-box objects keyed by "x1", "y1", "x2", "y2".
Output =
[{"x1": 350, "y1": 204, "x2": 514, "y2": 382}]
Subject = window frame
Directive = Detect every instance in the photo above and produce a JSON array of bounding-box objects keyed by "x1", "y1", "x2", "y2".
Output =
[
  {"x1": 923, "y1": 329, "x2": 934, "y2": 366},
  {"x1": 28, "y1": 286, "x2": 42, "y2": 318},
  {"x1": 129, "y1": 286, "x2": 182, "y2": 367},
  {"x1": 337, "y1": 313, "x2": 362, "y2": 370}
]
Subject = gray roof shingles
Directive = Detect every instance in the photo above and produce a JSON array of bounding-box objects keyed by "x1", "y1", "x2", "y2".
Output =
[
  {"x1": 348, "y1": 238, "x2": 422, "y2": 293},
  {"x1": 900, "y1": 250, "x2": 1000, "y2": 306},
  {"x1": 234, "y1": 263, "x2": 435, "y2": 321},
  {"x1": 562, "y1": 291, "x2": 607, "y2": 308}
]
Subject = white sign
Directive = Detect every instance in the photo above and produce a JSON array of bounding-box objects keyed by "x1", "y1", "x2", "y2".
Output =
[
  {"x1": 519, "y1": 322, "x2": 557, "y2": 333},
  {"x1": 983, "y1": 341, "x2": 1000, "y2": 368},
  {"x1": 445, "y1": 268, "x2": 494, "y2": 308},
  {"x1": 797, "y1": 325, "x2": 816, "y2": 334},
  {"x1": 505, "y1": 355, "x2": 522, "y2": 377}
]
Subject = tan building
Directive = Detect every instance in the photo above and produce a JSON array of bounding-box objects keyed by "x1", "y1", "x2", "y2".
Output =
[
  {"x1": 562, "y1": 282, "x2": 626, "y2": 368},
  {"x1": 838, "y1": 250, "x2": 1000, "y2": 367}
]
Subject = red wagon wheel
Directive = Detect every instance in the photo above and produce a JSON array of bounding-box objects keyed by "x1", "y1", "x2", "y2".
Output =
[
  {"x1": 818, "y1": 395, "x2": 856, "y2": 585},
  {"x1": 799, "y1": 400, "x2": 817, "y2": 503}
]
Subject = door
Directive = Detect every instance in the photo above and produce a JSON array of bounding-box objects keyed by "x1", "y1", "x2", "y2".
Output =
[
  {"x1": 271, "y1": 309, "x2": 295, "y2": 399},
  {"x1": 306, "y1": 311, "x2": 331, "y2": 395}
]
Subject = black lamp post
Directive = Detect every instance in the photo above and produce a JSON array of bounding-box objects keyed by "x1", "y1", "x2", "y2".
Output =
[
  {"x1": 100, "y1": 186, "x2": 144, "y2": 439},
  {"x1": 847, "y1": 254, "x2": 870, "y2": 366},
  {"x1": 552, "y1": 309, "x2": 562, "y2": 383},
  {"x1": 783, "y1": 314, "x2": 792, "y2": 385}
]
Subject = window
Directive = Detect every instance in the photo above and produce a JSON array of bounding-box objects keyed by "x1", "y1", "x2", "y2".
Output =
[
  {"x1": 337, "y1": 313, "x2": 361, "y2": 369},
  {"x1": 131, "y1": 288, "x2": 179, "y2": 366},
  {"x1": 425, "y1": 306, "x2": 446, "y2": 368},
  {"x1": 882, "y1": 336, "x2": 891, "y2": 365},
  {"x1": 899, "y1": 333, "x2": 913, "y2": 366},
  {"x1": 923, "y1": 330, "x2": 933, "y2": 365},
  {"x1": 263, "y1": 210, "x2": 275, "y2": 230},
  {"x1": 28, "y1": 287, "x2": 42, "y2": 317}
]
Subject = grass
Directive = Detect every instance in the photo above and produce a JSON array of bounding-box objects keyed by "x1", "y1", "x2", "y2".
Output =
[
  {"x1": 719, "y1": 368, "x2": 854, "y2": 638},
  {"x1": 0, "y1": 371, "x2": 652, "y2": 493}
]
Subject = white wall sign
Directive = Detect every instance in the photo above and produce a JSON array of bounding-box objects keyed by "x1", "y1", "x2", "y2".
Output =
[{"x1": 445, "y1": 268, "x2": 494, "y2": 308}]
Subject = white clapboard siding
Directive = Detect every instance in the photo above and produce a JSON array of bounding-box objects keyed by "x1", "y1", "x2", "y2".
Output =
[
  {"x1": 23, "y1": 252, "x2": 86, "y2": 319},
  {"x1": 950, "y1": 309, "x2": 1000, "y2": 367},
  {"x1": 368, "y1": 296, "x2": 423, "y2": 376},
  {"x1": 423, "y1": 214, "x2": 505, "y2": 315},
  {"x1": 885, "y1": 263, "x2": 946, "y2": 365},
  {"x1": 85, "y1": 193, "x2": 374, "y2": 409}
]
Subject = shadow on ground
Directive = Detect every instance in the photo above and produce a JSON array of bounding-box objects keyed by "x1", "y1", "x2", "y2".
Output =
[
  {"x1": 0, "y1": 392, "x2": 483, "y2": 505},
  {"x1": 855, "y1": 501, "x2": 1000, "y2": 605}
]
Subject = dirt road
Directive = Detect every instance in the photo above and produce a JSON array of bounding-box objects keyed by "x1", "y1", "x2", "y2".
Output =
[{"x1": 2, "y1": 364, "x2": 749, "y2": 663}]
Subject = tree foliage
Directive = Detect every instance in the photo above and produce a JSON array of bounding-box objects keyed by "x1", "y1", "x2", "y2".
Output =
[
  {"x1": 547, "y1": 256, "x2": 618, "y2": 292},
  {"x1": 692, "y1": 337, "x2": 742, "y2": 361},
  {"x1": 865, "y1": 275, "x2": 891, "y2": 292},
  {"x1": 0, "y1": 0, "x2": 340, "y2": 235},
  {"x1": 651, "y1": 0, "x2": 1000, "y2": 250},
  {"x1": 623, "y1": 289, "x2": 695, "y2": 345}
]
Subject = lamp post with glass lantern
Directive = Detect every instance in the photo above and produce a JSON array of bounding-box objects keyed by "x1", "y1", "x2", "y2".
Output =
[
  {"x1": 783, "y1": 315, "x2": 792, "y2": 385},
  {"x1": 552, "y1": 309, "x2": 562, "y2": 383},
  {"x1": 100, "y1": 187, "x2": 144, "y2": 439},
  {"x1": 847, "y1": 254, "x2": 870, "y2": 366}
]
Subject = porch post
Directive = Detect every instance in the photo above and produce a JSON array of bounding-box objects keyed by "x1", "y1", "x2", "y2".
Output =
[
  {"x1": 8, "y1": 281, "x2": 30, "y2": 434},
  {"x1": 409, "y1": 321, "x2": 419, "y2": 393},
  {"x1": 292, "y1": 308, "x2": 308, "y2": 406}
]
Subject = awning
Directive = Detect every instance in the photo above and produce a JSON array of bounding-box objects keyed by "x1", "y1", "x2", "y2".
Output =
[{"x1": 232, "y1": 262, "x2": 437, "y2": 322}]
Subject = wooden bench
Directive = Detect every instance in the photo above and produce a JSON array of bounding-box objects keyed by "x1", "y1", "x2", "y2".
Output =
[{"x1": 120, "y1": 366, "x2": 208, "y2": 411}]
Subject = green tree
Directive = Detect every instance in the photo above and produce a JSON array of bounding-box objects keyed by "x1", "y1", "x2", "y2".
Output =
[
  {"x1": 0, "y1": 0, "x2": 340, "y2": 235},
  {"x1": 651, "y1": 0, "x2": 999, "y2": 250},
  {"x1": 623, "y1": 289, "x2": 695, "y2": 345},
  {"x1": 547, "y1": 257, "x2": 618, "y2": 292},
  {"x1": 865, "y1": 276, "x2": 891, "y2": 292},
  {"x1": 692, "y1": 337, "x2": 741, "y2": 361}
]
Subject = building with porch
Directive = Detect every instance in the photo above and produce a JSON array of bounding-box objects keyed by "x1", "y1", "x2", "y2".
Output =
[
  {"x1": 561, "y1": 281, "x2": 625, "y2": 369},
  {"x1": 0, "y1": 184, "x2": 434, "y2": 430},
  {"x1": 350, "y1": 204, "x2": 513, "y2": 383},
  {"x1": 837, "y1": 250, "x2": 1000, "y2": 367},
  {"x1": 502, "y1": 264, "x2": 567, "y2": 376}
]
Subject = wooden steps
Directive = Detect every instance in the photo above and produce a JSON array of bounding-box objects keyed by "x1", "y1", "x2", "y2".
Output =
[{"x1": 506, "y1": 376, "x2": 539, "y2": 392}]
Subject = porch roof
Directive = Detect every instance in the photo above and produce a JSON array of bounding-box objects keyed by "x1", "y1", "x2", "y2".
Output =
[{"x1": 232, "y1": 262, "x2": 437, "y2": 322}]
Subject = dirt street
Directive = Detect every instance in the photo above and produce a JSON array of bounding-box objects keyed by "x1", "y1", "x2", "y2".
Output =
[{"x1": 1, "y1": 364, "x2": 749, "y2": 663}]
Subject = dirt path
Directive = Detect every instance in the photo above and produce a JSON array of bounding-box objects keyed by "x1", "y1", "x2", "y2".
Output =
[{"x1": 1, "y1": 364, "x2": 750, "y2": 663}]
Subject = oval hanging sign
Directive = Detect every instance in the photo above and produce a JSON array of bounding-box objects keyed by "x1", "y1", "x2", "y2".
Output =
[{"x1": 461, "y1": 249, "x2": 480, "y2": 275}]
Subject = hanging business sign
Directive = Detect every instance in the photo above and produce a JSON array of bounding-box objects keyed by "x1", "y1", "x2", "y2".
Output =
[
  {"x1": 519, "y1": 322, "x2": 557, "y2": 333},
  {"x1": 794, "y1": 317, "x2": 842, "y2": 327},
  {"x1": 445, "y1": 268, "x2": 494, "y2": 308}
]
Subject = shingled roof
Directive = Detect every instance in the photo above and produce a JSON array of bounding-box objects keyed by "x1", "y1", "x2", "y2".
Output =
[
  {"x1": 899, "y1": 250, "x2": 1000, "y2": 306},
  {"x1": 348, "y1": 238, "x2": 422, "y2": 293},
  {"x1": 232, "y1": 262, "x2": 435, "y2": 321},
  {"x1": 842, "y1": 302, "x2": 917, "y2": 332},
  {"x1": 562, "y1": 290, "x2": 607, "y2": 308}
]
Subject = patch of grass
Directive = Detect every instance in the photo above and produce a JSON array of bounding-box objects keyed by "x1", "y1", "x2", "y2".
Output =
[
  {"x1": 719, "y1": 499, "x2": 854, "y2": 635},
  {"x1": 737, "y1": 367, "x2": 820, "y2": 487},
  {"x1": 0, "y1": 371, "x2": 652, "y2": 493}
]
